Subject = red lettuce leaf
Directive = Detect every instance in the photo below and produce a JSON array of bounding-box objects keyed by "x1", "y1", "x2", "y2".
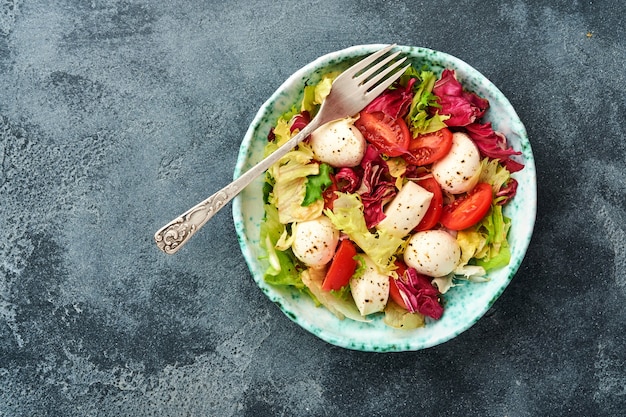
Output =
[
  {"x1": 496, "y1": 178, "x2": 519, "y2": 205},
  {"x1": 290, "y1": 111, "x2": 311, "y2": 132},
  {"x1": 464, "y1": 122, "x2": 525, "y2": 172},
  {"x1": 363, "y1": 78, "x2": 416, "y2": 119},
  {"x1": 433, "y1": 69, "x2": 489, "y2": 127},
  {"x1": 394, "y1": 267, "x2": 443, "y2": 319},
  {"x1": 358, "y1": 146, "x2": 397, "y2": 229},
  {"x1": 335, "y1": 167, "x2": 361, "y2": 193}
]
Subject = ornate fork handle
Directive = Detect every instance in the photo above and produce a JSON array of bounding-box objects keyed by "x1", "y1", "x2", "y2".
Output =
[
  {"x1": 154, "y1": 120, "x2": 321, "y2": 254},
  {"x1": 154, "y1": 184, "x2": 238, "y2": 254}
]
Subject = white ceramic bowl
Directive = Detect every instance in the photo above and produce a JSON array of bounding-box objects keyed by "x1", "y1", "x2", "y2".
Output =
[{"x1": 232, "y1": 44, "x2": 536, "y2": 352}]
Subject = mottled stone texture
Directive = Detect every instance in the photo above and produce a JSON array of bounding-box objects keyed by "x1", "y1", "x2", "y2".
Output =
[{"x1": 0, "y1": 0, "x2": 624, "y2": 416}]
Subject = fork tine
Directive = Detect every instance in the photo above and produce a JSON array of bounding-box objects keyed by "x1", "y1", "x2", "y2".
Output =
[
  {"x1": 340, "y1": 44, "x2": 396, "y2": 78},
  {"x1": 362, "y1": 57, "x2": 408, "y2": 91},
  {"x1": 365, "y1": 63, "x2": 411, "y2": 98},
  {"x1": 354, "y1": 50, "x2": 402, "y2": 84}
]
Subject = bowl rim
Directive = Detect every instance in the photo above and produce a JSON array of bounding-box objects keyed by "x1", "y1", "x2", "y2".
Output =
[{"x1": 232, "y1": 44, "x2": 537, "y2": 352}]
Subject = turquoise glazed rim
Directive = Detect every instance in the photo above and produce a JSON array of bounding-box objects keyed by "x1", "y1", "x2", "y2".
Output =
[{"x1": 232, "y1": 44, "x2": 536, "y2": 352}]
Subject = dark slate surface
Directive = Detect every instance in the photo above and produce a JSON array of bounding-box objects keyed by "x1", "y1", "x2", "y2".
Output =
[{"x1": 1, "y1": 0, "x2": 625, "y2": 416}]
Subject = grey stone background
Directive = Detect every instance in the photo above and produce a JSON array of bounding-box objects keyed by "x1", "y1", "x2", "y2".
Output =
[{"x1": 1, "y1": 0, "x2": 624, "y2": 416}]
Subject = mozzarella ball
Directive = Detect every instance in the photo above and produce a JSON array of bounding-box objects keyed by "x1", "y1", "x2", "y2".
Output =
[
  {"x1": 291, "y1": 216, "x2": 339, "y2": 267},
  {"x1": 350, "y1": 255, "x2": 390, "y2": 316},
  {"x1": 432, "y1": 131, "x2": 481, "y2": 194},
  {"x1": 376, "y1": 180, "x2": 433, "y2": 237},
  {"x1": 310, "y1": 118, "x2": 366, "y2": 167},
  {"x1": 404, "y1": 230, "x2": 461, "y2": 277}
]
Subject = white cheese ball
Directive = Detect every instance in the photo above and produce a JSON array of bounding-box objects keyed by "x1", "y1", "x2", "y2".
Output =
[
  {"x1": 291, "y1": 216, "x2": 339, "y2": 267},
  {"x1": 404, "y1": 230, "x2": 461, "y2": 277},
  {"x1": 432, "y1": 131, "x2": 481, "y2": 194},
  {"x1": 376, "y1": 180, "x2": 433, "y2": 238},
  {"x1": 350, "y1": 255, "x2": 390, "y2": 316},
  {"x1": 310, "y1": 118, "x2": 366, "y2": 167}
]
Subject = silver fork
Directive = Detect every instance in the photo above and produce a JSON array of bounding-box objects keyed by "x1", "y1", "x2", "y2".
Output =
[{"x1": 155, "y1": 44, "x2": 409, "y2": 254}]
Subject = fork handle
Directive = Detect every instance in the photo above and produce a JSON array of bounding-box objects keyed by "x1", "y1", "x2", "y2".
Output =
[{"x1": 154, "y1": 118, "x2": 323, "y2": 254}]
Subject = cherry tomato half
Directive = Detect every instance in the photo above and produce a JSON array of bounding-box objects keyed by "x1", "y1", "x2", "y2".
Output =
[
  {"x1": 414, "y1": 175, "x2": 443, "y2": 231},
  {"x1": 440, "y1": 183, "x2": 493, "y2": 230},
  {"x1": 322, "y1": 240, "x2": 358, "y2": 292},
  {"x1": 354, "y1": 111, "x2": 411, "y2": 157},
  {"x1": 404, "y1": 127, "x2": 453, "y2": 166}
]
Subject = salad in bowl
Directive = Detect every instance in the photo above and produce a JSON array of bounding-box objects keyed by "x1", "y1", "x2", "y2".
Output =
[{"x1": 233, "y1": 45, "x2": 536, "y2": 351}]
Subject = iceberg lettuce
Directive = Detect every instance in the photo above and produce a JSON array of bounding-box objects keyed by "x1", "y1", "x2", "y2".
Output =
[
  {"x1": 267, "y1": 142, "x2": 325, "y2": 224},
  {"x1": 324, "y1": 192, "x2": 405, "y2": 272},
  {"x1": 259, "y1": 203, "x2": 303, "y2": 288}
]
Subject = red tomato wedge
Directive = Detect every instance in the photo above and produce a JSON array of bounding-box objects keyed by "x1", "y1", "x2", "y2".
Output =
[
  {"x1": 404, "y1": 127, "x2": 453, "y2": 166},
  {"x1": 388, "y1": 261, "x2": 409, "y2": 309},
  {"x1": 388, "y1": 276, "x2": 408, "y2": 309},
  {"x1": 354, "y1": 111, "x2": 411, "y2": 157},
  {"x1": 322, "y1": 240, "x2": 358, "y2": 291},
  {"x1": 414, "y1": 175, "x2": 443, "y2": 231},
  {"x1": 440, "y1": 183, "x2": 493, "y2": 230}
]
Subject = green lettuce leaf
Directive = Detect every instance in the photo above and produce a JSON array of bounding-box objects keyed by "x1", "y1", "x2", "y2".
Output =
[
  {"x1": 265, "y1": 118, "x2": 294, "y2": 156},
  {"x1": 475, "y1": 241, "x2": 511, "y2": 271},
  {"x1": 301, "y1": 72, "x2": 339, "y2": 117},
  {"x1": 476, "y1": 204, "x2": 512, "y2": 269},
  {"x1": 301, "y1": 85, "x2": 317, "y2": 115},
  {"x1": 303, "y1": 163, "x2": 333, "y2": 206},
  {"x1": 260, "y1": 203, "x2": 304, "y2": 288},
  {"x1": 406, "y1": 71, "x2": 449, "y2": 136},
  {"x1": 384, "y1": 300, "x2": 425, "y2": 329},
  {"x1": 479, "y1": 158, "x2": 512, "y2": 195},
  {"x1": 456, "y1": 229, "x2": 487, "y2": 268},
  {"x1": 456, "y1": 203, "x2": 512, "y2": 272},
  {"x1": 265, "y1": 247, "x2": 304, "y2": 287}
]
